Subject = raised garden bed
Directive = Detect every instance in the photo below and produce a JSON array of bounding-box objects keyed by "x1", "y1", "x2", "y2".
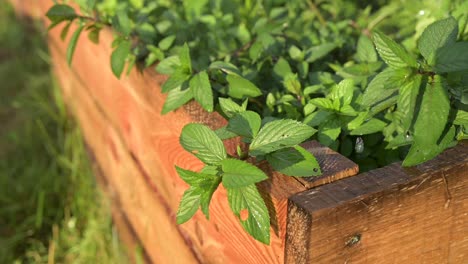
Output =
[{"x1": 12, "y1": 0, "x2": 468, "y2": 263}]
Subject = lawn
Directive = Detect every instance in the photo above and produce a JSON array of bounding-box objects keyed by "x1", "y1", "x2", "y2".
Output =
[{"x1": 0, "y1": 1, "x2": 129, "y2": 263}]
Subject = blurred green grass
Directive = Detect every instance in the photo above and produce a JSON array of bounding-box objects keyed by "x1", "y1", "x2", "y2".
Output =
[{"x1": 0, "y1": 2, "x2": 129, "y2": 263}]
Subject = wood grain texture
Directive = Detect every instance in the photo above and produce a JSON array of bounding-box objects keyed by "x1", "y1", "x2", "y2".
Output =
[
  {"x1": 298, "y1": 141, "x2": 359, "y2": 188},
  {"x1": 287, "y1": 141, "x2": 468, "y2": 263}
]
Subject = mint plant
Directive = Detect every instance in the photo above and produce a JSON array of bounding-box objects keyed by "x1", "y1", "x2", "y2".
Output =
[
  {"x1": 45, "y1": 0, "x2": 468, "y2": 243},
  {"x1": 176, "y1": 99, "x2": 320, "y2": 244}
]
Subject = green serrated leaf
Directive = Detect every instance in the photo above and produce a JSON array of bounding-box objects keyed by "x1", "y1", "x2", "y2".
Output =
[
  {"x1": 161, "y1": 86, "x2": 193, "y2": 114},
  {"x1": 158, "y1": 35, "x2": 176, "y2": 51},
  {"x1": 434, "y1": 42, "x2": 468, "y2": 73},
  {"x1": 266, "y1": 146, "x2": 321, "y2": 177},
  {"x1": 283, "y1": 73, "x2": 302, "y2": 95},
  {"x1": 215, "y1": 126, "x2": 238, "y2": 140},
  {"x1": 273, "y1": 58, "x2": 293, "y2": 79},
  {"x1": 219, "y1": 97, "x2": 247, "y2": 118},
  {"x1": 309, "y1": 98, "x2": 335, "y2": 111},
  {"x1": 357, "y1": 34, "x2": 377, "y2": 63},
  {"x1": 66, "y1": 24, "x2": 85, "y2": 66},
  {"x1": 227, "y1": 185, "x2": 270, "y2": 244},
  {"x1": 397, "y1": 74, "x2": 422, "y2": 132},
  {"x1": 221, "y1": 159, "x2": 268, "y2": 188},
  {"x1": 361, "y1": 68, "x2": 400, "y2": 107},
  {"x1": 348, "y1": 111, "x2": 369, "y2": 130},
  {"x1": 402, "y1": 126, "x2": 456, "y2": 167},
  {"x1": 114, "y1": 9, "x2": 132, "y2": 36},
  {"x1": 227, "y1": 111, "x2": 261, "y2": 139},
  {"x1": 161, "y1": 67, "x2": 190, "y2": 93},
  {"x1": 418, "y1": 17, "x2": 458, "y2": 65},
  {"x1": 176, "y1": 188, "x2": 201, "y2": 224},
  {"x1": 350, "y1": 118, "x2": 387, "y2": 135},
  {"x1": 226, "y1": 74, "x2": 262, "y2": 99},
  {"x1": 402, "y1": 76, "x2": 450, "y2": 166},
  {"x1": 373, "y1": 30, "x2": 418, "y2": 68},
  {"x1": 87, "y1": 25, "x2": 102, "y2": 44},
  {"x1": 304, "y1": 43, "x2": 337, "y2": 63},
  {"x1": 180, "y1": 123, "x2": 227, "y2": 164},
  {"x1": 110, "y1": 39, "x2": 131, "y2": 78},
  {"x1": 413, "y1": 76, "x2": 450, "y2": 146},
  {"x1": 46, "y1": 4, "x2": 77, "y2": 23},
  {"x1": 190, "y1": 71, "x2": 213, "y2": 112},
  {"x1": 179, "y1": 43, "x2": 192, "y2": 73},
  {"x1": 317, "y1": 116, "x2": 341, "y2": 146},
  {"x1": 156, "y1": 56, "x2": 181, "y2": 75},
  {"x1": 209, "y1": 61, "x2": 241, "y2": 75},
  {"x1": 455, "y1": 110, "x2": 468, "y2": 126},
  {"x1": 250, "y1": 120, "x2": 316, "y2": 156},
  {"x1": 330, "y1": 79, "x2": 354, "y2": 107},
  {"x1": 60, "y1": 20, "x2": 72, "y2": 41}
]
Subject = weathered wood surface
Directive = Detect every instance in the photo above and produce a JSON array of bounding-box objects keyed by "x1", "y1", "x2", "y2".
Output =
[
  {"x1": 286, "y1": 141, "x2": 468, "y2": 263},
  {"x1": 10, "y1": 1, "x2": 359, "y2": 263}
]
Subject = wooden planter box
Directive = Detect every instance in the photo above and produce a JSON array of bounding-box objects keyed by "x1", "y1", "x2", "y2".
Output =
[{"x1": 13, "y1": 1, "x2": 468, "y2": 263}]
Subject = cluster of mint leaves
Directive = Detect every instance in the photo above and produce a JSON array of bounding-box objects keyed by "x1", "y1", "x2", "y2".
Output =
[
  {"x1": 45, "y1": 0, "x2": 468, "y2": 244},
  {"x1": 176, "y1": 98, "x2": 320, "y2": 244}
]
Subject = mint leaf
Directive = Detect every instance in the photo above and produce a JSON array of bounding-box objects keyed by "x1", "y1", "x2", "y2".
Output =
[
  {"x1": 209, "y1": 61, "x2": 241, "y2": 75},
  {"x1": 455, "y1": 110, "x2": 468, "y2": 126},
  {"x1": 46, "y1": 4, "x2": 77, "y2": 23},
  {"x1": 373, "y1": 30, "x2": 418, "y2": 68},
  {"x1": 180, "y1": 123, "x2": 227, "y2": 164},
  {"x1": 361, "y1": 68, "x2": 400, "y2": 107},
  {"x1": 402, "y1": 76, "x2": 450, "y2": 166},
  {"x1": 434, "y1": 42, "x2": 468, "y2": 73},
  {"x1": 161, "y1": 67, "x2": 190, "y2": 93},
  {"x1": 221, "y1": 159, "x2": 268, "y2": 188},
  {"x1": 357, "y1": 34, "x2": 377, "y2": 63},
  {"x1": 330, "y1": 79, "x2": 354, "y2": 107},
  {"x1": 227, "y1": 185, "x2": 270, "y2": 244},
  {"x1": 179, "y1": 43, "x2": 192, "y2": 73},
  {"x1": 176, "y1": 188, "x2": 201, "y2": 224},
  {"x1": 266, "y1": 146, "x2": 321, "y2": 177},
  {"x1": 158, "y1": 35, "x2": 176, "y2": 51},
  {"x1": 250, "y1": 120, "x2": 316, "y2": 156},
  {"x1": 66, "y1": 24, "x2": 85, "y2": 66},
  {"x1": 413, "y1": 76, "x2": 450, "y2": 146},
  {"x1": 113, "y1": 10, "x2": 132, "y2": 36},
  {"x1": 227, "y1": 111, "x2": 261, "y2": 139},
  {"x1": 161, "y1": 85, "x2": 193, "y2": 114},
  {"x1": 227, "y1": 74, "x2": 262, "y2": 99},
  {"x1": 317, "y1": 117, "x2": 341, "y2": 146},
  {"x1": 175, "y1": 166, "x2": 217, "y2": 185},
  {"x1": 304, "y1": 43, "x2": 337, "y2": 63},
  {"x1": 350, "y1": 118, "x2": 387, "y2": 135},
  {"x1": 309, "y1": 98, "x2": 335, "y2": 111},
  {"x1": 273, "y1": 58, "x2": 293, "y2": 79},
  {"x1": 214, "y1": 126, "x2": 238, "y2": 140},
  {"x1": 60, "y1": 20, "x2": 72, "y2": 41},
  {"x1": 397, "y1": 75, "x2": 422, "y2": 131},
  {"x1": 190, "y1": 71, "x2": 213, "y2": 112},
  {"x1": 219, "y1": 97, "x2": 247, "y2": 118},
  {"x1": 176, "y1": 166, "x2": 222, "y2": 219},
  {"x1": 110, "y1": 39, "x2": 131, "y2": 78},
  {"x1": 402, "y1": 126, "x2": 456, "y2": 167},
  {"x1": 418, "y1": 17, "x2": 458, "y2": 65},
  {"x1": 156, "y1": 56, "x2": 181, "y2": 75}
]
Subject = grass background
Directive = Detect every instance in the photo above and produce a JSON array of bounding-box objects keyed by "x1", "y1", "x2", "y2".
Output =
[{"x1": 0, "y1": 1, "x2": 129, "y2": 263}]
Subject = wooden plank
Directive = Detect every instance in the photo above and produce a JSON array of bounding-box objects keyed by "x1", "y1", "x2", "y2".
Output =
[
  {"x1": 14, "y1": 1, "x2": 360, "y2": 262},
  {"x1": 286, "y1": 141, "x2": 468, "y2": 263},
  {"x1": 49, "y1": 43, "x2": 201, "y2": 263}
]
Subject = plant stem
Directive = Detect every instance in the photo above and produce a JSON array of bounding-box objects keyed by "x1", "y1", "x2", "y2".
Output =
[{"x1": 308, "y1": 0, "x2": 326, "y2": 26}]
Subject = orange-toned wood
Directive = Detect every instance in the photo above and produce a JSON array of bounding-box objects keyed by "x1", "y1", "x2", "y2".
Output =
[
  {"x1": 9, "y1": 1, "x2": 361, "y2": 262},
  {"x1": 286, "y1": 141, "x2": 468, "y2": 263}
]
